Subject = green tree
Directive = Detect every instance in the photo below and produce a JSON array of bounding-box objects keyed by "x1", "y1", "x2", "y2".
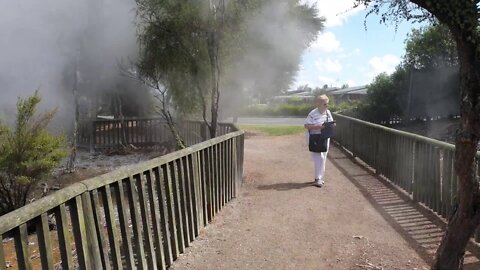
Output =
[
  {"x1": 362, "y1": 24, "x2": 457, "y2": 122},
  {"x1": 360, "y1": 72, "x2": 402, "y2": 122},
  {"x1": 354, "y1": 1, "x2": 480, "y2": 268},
  {"x1": 0, "y1": 92, "x2": 67, "y2": 215},
  {"x1": 404, "y1": 23, "x2": 458, "y2": 70},
  {"x1": 135, "y1": 0, "x2": 247, "y2": 138},
  {"x1": 135, "y1": 0, "x2": 323, "y2": 138}
]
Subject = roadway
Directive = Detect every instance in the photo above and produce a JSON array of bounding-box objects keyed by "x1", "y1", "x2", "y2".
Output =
[{"x1": 223, "y1": 117, "x2": 305, "y2": 126}]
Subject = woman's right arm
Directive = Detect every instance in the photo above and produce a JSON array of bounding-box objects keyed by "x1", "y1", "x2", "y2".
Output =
[{"x1": 304, "y1": 124, "x2": 324, "y2": 131}]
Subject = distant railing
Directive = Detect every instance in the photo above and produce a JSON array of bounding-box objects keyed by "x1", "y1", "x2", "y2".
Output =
[
  {"x1": 333, "y1": 113, "x2": 480, "y2": 239},
  {"x1": 0, "y1": 124, "x2": 244, "y2": 269},
  {"x1": 78, "y1": 118, "x2": 235, "y2": 150}
]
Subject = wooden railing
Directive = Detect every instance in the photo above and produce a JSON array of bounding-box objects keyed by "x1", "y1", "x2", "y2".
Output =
[
  {"x1": 78, "y1": 118, "x2": 235, "y2": 150},
  {"x1": 0, "y1": 125, "x2": 244, "y2": 269},
  {"x1": 333, "y1": 113, "x2": 480, "y2": 237}
]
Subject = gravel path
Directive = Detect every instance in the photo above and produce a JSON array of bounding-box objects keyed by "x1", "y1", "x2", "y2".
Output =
[{"x1": 168, "y1": 131, "x2": 479, "y2": 270}]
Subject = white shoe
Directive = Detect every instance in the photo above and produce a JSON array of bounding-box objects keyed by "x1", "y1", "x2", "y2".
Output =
[{"x1": 314, "y1": 179, "x2": 324, "y2": 187}]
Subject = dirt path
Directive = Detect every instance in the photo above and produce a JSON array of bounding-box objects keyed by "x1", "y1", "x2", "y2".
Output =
[{"x1": 168, "y1": 132, "x2": 477, "y2": 270}]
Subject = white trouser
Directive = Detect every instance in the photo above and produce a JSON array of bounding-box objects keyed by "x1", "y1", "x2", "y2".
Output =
[{"x1": 310, "y1": 138, "x2": 329, "y2": 181}]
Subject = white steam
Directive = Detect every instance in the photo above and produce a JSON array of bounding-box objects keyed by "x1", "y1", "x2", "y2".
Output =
[{"x1": 0, "y1": 0, "x2": 137, "y2": 128}]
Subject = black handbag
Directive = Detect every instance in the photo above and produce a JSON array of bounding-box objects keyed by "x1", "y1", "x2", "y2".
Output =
[
  {"x1": 320, "y1": 111, "x2": 335, "y2": 139},
  {"x1": 320, "y1": 121, "x2": 335, "y2": 139},
  {"x1": 309, "y1": 133, "x2": 328, "y2": 152}
]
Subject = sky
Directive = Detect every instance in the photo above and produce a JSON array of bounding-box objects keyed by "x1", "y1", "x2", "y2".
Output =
[{"x1": 293, "y1": 0, "x2": 424, "y2": 89}]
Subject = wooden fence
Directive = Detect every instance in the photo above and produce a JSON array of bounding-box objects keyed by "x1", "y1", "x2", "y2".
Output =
[
  {"x1": 0, "y1": 125, "x2": 244, "y2": 269},
  {"x1": 78, "y1": 118, "x2": 235, "y2": 150},
  {"x1": 333, "y1": 113, "x2": 480, "y2": 239}
]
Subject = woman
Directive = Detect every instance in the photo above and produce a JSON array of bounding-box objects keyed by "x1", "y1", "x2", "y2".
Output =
[{"x1": 304, "y1": 94, "x2": 334, "y2": 187}]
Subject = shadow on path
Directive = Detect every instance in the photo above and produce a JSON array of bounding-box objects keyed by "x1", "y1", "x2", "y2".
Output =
[
  {"x1": 329, "y1": 145, "x2": 480, "y2": 268},
  {"x1": 257, "y1": 181, "x2": 314, "y2": 191}
]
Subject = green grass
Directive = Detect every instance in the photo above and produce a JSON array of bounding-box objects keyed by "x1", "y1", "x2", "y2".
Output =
[{"x1": 239, "y1": 125, "x2": 305, "y2": 136}]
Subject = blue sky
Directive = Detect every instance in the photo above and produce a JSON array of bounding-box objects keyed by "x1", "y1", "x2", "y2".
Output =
[{"x1": 293, "y1": 0, "x2": 424, "y2": 89}]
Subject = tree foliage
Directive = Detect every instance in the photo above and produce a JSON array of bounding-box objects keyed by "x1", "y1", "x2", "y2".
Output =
[
  {"x1": 135, "y1": 0, "x2": 248, "y2": 137},
  {"x1": 404, "y1": 23, "x2": 457, "y2": 69},
  {"x1": 0, "y1": 92, "x2": 67, "y2": 215},
  {"x1": 359, "y1": 23, "x2": 457, "y2": 122},
  {"x1": 135, "y1": 0, "x2": 324, "y2": 137},
  {"x1": 354, "y1": 1, "x2": 480, "y2": 269},
  {"x1": 360, "y1": 72, "x2": 403, "y2": 122}
]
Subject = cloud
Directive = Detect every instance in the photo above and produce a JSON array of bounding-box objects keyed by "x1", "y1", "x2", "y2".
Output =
[
  {"x1": 301, "y1": 0, "x2": 365, "y2": 27},
  {"x1": 367, "y1": 54, "x2": 401, "y2": 77},
  {"x1": 315, "y1": 58, "x2": 342, "y2": 73},
  {"x1": 338, "y1": 48, "x2": 361, "y2": 59},
  {"x1": 357, "y1": 54, "x2": 401, "y2": 84},
  {"x1": 317, "y1": 75, "x2": 336, "y2": 86},
  {"x1": 308, "y1": 32, "x2": 341, "y2": 53},
  {"x1": 345, "y1": 79, "x2": 357, "y2": 87},
  {"x1": 292, "y1": 66, "x2": 337, "y2": 88}
]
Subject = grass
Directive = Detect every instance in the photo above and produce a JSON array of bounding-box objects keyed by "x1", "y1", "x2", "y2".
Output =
[{"x1": 239, "y1": 125, "x2": 305, "y2": 136}]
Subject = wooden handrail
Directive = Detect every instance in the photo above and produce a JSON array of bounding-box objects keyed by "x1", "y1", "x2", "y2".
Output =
[{"x1": 0, "y1": 122, "x2": 244, "y2": 270}]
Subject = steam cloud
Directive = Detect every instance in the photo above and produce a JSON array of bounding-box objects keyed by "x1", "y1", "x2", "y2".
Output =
[
  {"x1": 220, "y1": 0, "x2": 321, "y2": 118},
  {"x1": 0, "y1": 0, "x2": 137, "y2": 129},
  {"x1": 0, "y1": 0, "x2": 319, "y2": 125}
]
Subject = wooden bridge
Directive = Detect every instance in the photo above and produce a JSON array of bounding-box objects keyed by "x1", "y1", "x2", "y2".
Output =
[{"x1": 0, "y1": 115, "x2": 479, "y2": 269}]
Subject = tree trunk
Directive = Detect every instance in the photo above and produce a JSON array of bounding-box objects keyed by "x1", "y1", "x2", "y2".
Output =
[
  {"x1": 432, "y1": 25, "x2": 480, "y2": 270},
  {"x1": 162, "y1": 110, "x2": 186, "y2": 150},
  {"x1": 207, "y1": 29, "x2": 219, "y2": 139},
  {"x1": 207, "y1": 0, "x2": 224, "y2": 139},
  {"x1": 115, "y1": 95, "x2": 128, "y2": 147},
  {"x1": 209, "y1": 87, "x2": 219, "y2": 138},
  {"x1": 66, "y1": 60, "x2": 79, "y2": 173}
]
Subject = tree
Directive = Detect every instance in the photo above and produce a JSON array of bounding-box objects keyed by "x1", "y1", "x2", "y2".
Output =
[
  {"x1": 354, "y1": 1, "x2": 480, "y2": 269},
  {"x1": 0, "y1": 92, "x2": 67, "y2": 215},
  {"x1": 404, "y1": 24, "x2": 458, "y2": 70},
  {"x1": 119, "y1": 63, "x2": 187, "y2": 150},
  {"x1": 136, "y1": 0, "x2": 323, "y2": 138},
  {"x1": 359, "y1": 72, "x2": 402, "y2": 122},
  {"x1": 135, "y1": 0, "x2": 245, "y2": 138}
]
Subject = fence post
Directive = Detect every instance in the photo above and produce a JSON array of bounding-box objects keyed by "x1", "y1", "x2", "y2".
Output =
[
  {"x1": 412, "y1": 141, "x2": 419, "y2": 203},
  {"x1": 200, "y1": 123, "x2": 208, "y2": 141},
  {"x1": 373, "y1": 129, "x2": 379, "y2": 175},
  {"x1": 81, "y1": 193, "x2": 103, "y2": 269},
  {"x1": 89, "y1": 120, "x2": 95, "y2": 153},
  {"x1": 351, "y1": 121, "x2": 356, "y2": 158}
]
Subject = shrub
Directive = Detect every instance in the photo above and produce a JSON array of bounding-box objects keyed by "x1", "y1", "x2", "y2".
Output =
[{"x1": 0, "y1": 92, "x2": 67, "y2": 215}]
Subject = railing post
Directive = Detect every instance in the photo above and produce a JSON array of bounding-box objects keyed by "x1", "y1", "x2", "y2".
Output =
[
  {"x1": 89, "y1": 120, "x2": 95, "y2": 153},
  {"x1": 54, "y1": 204, "x2": 74, "y2": 269},
  {"x1": 351, "y1": 121, "x2": 356, "y2": 158},
  {"x1": 70, "y1": 196, "x2": 90, "y2": 269},
  {"x1": 191, "y1": 152, "x2": 203, "y2": 235},
  {"x1": 81, "y1": 193, "x2": 103, "y2": 269},
  {"x1": 126, "y1": 176, "x2": 148, "y2": 269},
  {"x1": 14, "y1": 224, "x2": 31, "y2": 270},
  {"x1": 412, "y1": 141, "x2": 419, "y2": 203},
  {"x1": 374, "y1": 129, "x2": 380, "y2": 175},
  {"x1": 35, "y1": 214, "x2": 54, "y2": 270}
]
